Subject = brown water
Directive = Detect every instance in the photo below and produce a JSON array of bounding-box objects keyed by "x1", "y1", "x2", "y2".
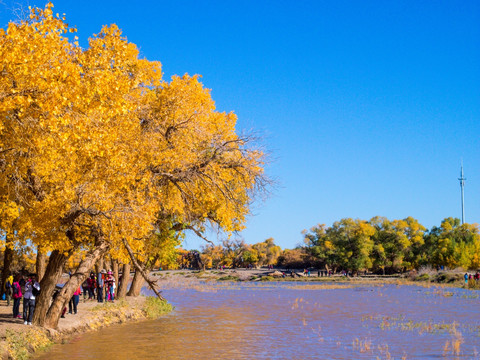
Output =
[{"x1": 37, "y1": 281, "x2": 480, "y2": 359}]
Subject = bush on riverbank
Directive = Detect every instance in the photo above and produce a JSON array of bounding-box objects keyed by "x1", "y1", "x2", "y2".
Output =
[
  {"x1": 467, "y1": 277, "x2": 480, "y2": 290},
  {"x1": 259, "y1": 276, "x2": 274, "y2": 281},
  {"x1": 411, "y1": 271, "x2": 480, "y2": 289},
  {"x1": 217, "y1": 275, "x2": 239, "y2": 281},
  {"x1": 414, "y1": 273, "x2": 430, "y2": 282},
  {"x1": 2, "y1": 328, "x2": 51, "y2": 360},
  {"x1": 433, "y1": 272, "x2": 463, "y2": 284},
  {"x1": 143, "y1": 297, "x2": 174, "y2": 319}
]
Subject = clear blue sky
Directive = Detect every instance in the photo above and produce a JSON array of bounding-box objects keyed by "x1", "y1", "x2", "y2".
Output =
[{"x1": 2, "y1": 1, "x2": 479, "y2": 250}]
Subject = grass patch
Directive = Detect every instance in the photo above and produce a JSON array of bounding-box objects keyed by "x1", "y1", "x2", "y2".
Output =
[
  {"x1": 415, "y1": 273, "x2": 430, "y2": 282},
  {"x1": 433, "y1": 272, "x2": 462, "y2": 284},
  {"x1": 5, "y1": 328, "x2": 52, "y2": 360},
  {"x1": 217, "y1": 275, "x2": 238, "y2": 281},
  {"x1": 259, "y1": 276, "x2": 275, "y2": 281},
  {"x1": 91, "y1": 299, "x2": 128, "y2": 312},
  {"x1": 466, "y1": 278, "x2": 480, "y2": 290},
  {"x1": 143, "y1": 297, "x2": 174, "y2": 319}
]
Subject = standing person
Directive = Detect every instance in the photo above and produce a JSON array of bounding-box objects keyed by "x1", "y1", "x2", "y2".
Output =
[
  {"x1": 4, "y1": 274, "x2": 13, "y2": 306},
  {"x1": 12, "y1": 275, "x2": 23, "y2": 319},
  {"x1": 105, "y1": 270, "x2": 115, "y2": 302},
  {"x1": 68, "y1": 286, "x2": 81, "y2": 314},
  {"x1": 97, "y1": 269, "x2": 106, "y2": 303},
  {"x1": 87, "y1": 272, "x2": 96, "y2": 300},
  {"x1": 81, "y1": 279, "x2": 89, "y2": 301},
  {"x1": 23, "y1": 273, "x2": 40, "y2": 325}
]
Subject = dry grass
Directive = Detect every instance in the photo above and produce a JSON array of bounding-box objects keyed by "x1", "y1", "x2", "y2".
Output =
[{"x1": 442, "y1": 323, "x2": 464, "y2": 357}]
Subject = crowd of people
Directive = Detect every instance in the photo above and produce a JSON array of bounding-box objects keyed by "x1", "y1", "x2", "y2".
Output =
[
  {"x1": 3, "y1": 269, "x2": 118, "y2": 325},
  {"x1": 80, "y1": 269, "x2": 117, "y2": 303}
]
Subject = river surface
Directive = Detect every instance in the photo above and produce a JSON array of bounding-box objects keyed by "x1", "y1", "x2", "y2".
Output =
[{"x1": 37, "y1": 281, "x2": 480, "y2": 359}]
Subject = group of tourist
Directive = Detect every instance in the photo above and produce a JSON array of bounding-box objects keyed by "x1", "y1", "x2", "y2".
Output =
[
  {"x1": 464, "y1": 272, "x2": 480, "y2": 284},
  {"x1": 3, "y1": 269, "x2": 117, "y2": 325},
  {"x1": 4, "y1": 273, "x2": 40, "y2": 325},
  {"x1": 81, "y1": 269, "x2": 117, "y2": 303}
]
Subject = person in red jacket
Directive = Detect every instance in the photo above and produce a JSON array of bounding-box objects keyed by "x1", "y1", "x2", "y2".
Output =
[{"x1": 12, "y1": 274, "x2": 23, "y2": 319}]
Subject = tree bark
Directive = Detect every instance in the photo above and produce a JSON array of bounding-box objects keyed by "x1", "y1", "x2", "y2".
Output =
[
  {"x1": 42, "y1": 240, "x2": 110, "y2": 329},
  {"x1": 126, "y1": 268, "x2": 143, "y2": 297},
  {"x1": 112, "y1": 259, "x2": 119, "y2": 289},
  {"x1": 1, "y1": 236, "x2": 13, "y2": 297},
  {"x1": 33, "y1": 250, "x2": 69, "y2": 327},
  {"x1": 117, "y1": 262, "x2": 130, "y2": 299},
  {"x1": 104, "y1": 258, "x2": 112, "y2": 272},
  {"x1": 36, "y1": 246, "x2": 47, "y2": 282},
  {"x1": 95, "y1": 256, "x2": 104, "y2": 274}
]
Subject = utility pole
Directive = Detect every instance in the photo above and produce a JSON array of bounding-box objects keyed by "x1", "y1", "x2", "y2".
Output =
[{"x1": 458, "y1": 162, "x2": 466, "y2": 224}]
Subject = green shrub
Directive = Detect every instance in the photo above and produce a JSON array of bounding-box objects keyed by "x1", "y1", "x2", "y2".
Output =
[
  {"x1": 467, "y1": 278, "x2": 480, "y2": 290},
  {"x1": 433, "y1": 272, "x2": 462, "y2": 284},
  {"x1": 143, "y1": 296, "x2": 174, "y2": 319},
  {"x1": 259, "y1": 276, "x2": 274, "y2": 281},
  {"x1": 415, "y1": 273, "x2": 430, "y2": 282},
  {"x1": 217, "y1": 275, "x2": 238, "y2": 281}
]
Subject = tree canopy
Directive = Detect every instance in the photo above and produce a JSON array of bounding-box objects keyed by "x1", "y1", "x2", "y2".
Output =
[{"x1": 0, "y1": 3, "x2": 267, "y2": 328}]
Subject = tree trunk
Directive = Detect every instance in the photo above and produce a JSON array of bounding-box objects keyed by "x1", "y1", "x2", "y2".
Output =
[
  {"x1": 36, "y1": 246, "x2": 47, "y2": 282},
  {"x1": 112, "y1": 259, "x2": 119, "y2": 288},
  {"x1": 1, "y1": 236, "x2": 13, "y2": 297},
  {"x1": 104, "y1": 258, "x2": 112, "y2": 272},
  {"x1": 95, "y1": 256, "x2": 104, "y2": 274},
  {"x1": 42, "y1": 240, "x2": 110, "y2": 329},
  {"x1": 121, "y1": 238, "x2": 164, "y2": 300},
  {"x1": 126, "y1": 269, "x2": 144, "y2": 297},
  {"x1": 117, "y1": 263, "x2": 130, "y2": 299},
  {"x1": 33, "y1": 250, "x2": 69, "y2": 327}
]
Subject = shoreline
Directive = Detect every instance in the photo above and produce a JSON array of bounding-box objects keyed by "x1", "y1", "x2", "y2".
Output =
[
  {"x1": 0, "y1": 295, "x2": 170, "y2": 360},
  {"x1": 153, "y1": 268, "x2": 478, "y2": 289}
]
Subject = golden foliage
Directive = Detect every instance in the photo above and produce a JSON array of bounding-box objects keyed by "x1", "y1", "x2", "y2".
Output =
[{"x1": 0, "y1": 4, "x2": 266, "y2": 262}]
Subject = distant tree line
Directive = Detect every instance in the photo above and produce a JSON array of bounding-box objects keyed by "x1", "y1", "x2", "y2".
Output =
[
  {"x1": 180, "y1": 217, "x2": 480, "y2": 274},
  {"x1": 176, "y1": 238, "x2": 282, "y2": 270},
  {"x1": 295, "y1": 216, "x2": 480, "y2": 274}
]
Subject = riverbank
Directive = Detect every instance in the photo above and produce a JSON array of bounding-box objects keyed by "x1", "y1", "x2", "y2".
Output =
[
  {"x1": 0, "y1": 296, "x2": 172, "y2": 360},
  {"x1": 153, "y1": 268, "x2": 480, "y2": 290}
]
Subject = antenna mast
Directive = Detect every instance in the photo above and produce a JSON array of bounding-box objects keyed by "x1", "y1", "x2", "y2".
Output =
[{"x1": 458, "y1": 162, "x2": 466, "y2": 224}]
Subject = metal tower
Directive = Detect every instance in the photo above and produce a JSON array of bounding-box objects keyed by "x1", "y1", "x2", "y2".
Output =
[{"x1": 458, "y1": 163, "x2": 466, "y2": 224}]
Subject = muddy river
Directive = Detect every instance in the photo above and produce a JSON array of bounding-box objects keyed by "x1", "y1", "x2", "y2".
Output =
[{"x1": 36, "y1": 281, "x2": 480, "y2": 359}]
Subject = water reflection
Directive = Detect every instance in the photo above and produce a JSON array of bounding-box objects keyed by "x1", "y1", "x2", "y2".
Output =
[{"x1": 36, "y1": 282, "x2": 480, "y2": 359}]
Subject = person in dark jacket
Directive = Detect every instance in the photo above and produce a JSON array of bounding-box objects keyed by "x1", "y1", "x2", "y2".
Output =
[
  {"x1": 97, "y1": 269, "x2": 106, "y2": 303},
  {"x1": 23, "y1": 273, "x2": 40, "y2": 325},
  {"x1": 87, "y1": 272, "x2": 96, "y2": 300}
]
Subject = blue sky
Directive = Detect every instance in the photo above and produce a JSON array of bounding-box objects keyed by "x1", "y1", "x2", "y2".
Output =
[{"x1": 1, "y1": 1, "x2": 479, "y2": 250}]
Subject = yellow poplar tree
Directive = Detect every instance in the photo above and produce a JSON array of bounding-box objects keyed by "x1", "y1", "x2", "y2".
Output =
[{"x1": 1, "y1": 4, "x2": 266, "y2": 329}]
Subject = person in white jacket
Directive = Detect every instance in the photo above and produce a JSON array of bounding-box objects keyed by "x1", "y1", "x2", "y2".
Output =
[{"x1": 23, "y1": 273, "x2": 40, "y2": 325}]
